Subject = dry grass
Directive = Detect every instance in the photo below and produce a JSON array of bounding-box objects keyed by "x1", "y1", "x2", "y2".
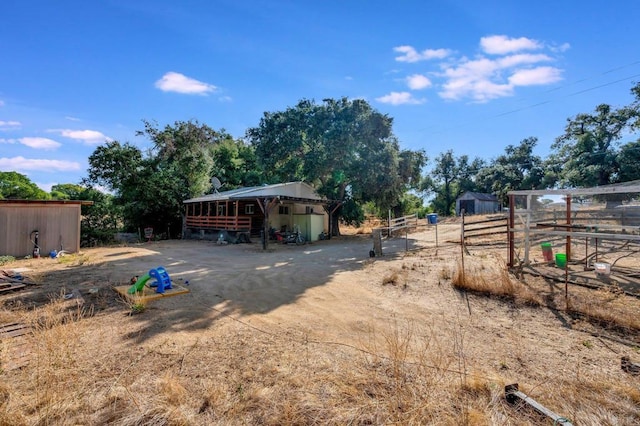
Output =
[
  {"x1": 0, "y1": 301, "x2": 521, "y2": 425},
  {"x1": 567, "y1": 290, "x2": 640, "y2": 332},
  {"x1": 2, "y1": 295, "x2": 639, "y2": 425},
  {"x1": 381, "y1": 268, "x2": 407, "y2": 288},
  {"x1": 2, "y1": 238, "x2": 640, "y2": 424},
  {"x1": 452, "y1": 260, "x2": 541, "y2": 307}
]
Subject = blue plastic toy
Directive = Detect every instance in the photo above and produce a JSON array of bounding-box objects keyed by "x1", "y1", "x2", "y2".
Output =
[
  {"x1": 148, "y1": 266, "x2": 172, "y2": 294},
  {"x1": 127, "y1": 266, "x2": 172, "y2": 294}
]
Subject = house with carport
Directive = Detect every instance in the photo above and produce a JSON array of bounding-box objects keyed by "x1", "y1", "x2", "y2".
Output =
[{"x1": 183, "y1": 182, "x2": 331, "y2": 243}]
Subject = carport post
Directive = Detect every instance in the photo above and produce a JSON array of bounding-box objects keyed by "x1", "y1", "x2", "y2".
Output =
[{"x1": 262, "y1": 198, "x2": 270, "y2": 250}]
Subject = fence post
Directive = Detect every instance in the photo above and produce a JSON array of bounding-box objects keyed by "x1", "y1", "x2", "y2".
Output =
[
  {"x1": 373, "y1": 228, "x2": 383, "y2": 257},
  {"x1": 461, "y1": 209, "x2": 465, "y2": 283}
]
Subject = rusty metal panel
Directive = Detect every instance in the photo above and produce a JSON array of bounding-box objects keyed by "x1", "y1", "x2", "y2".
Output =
[{"x1": 0, "y1": 203, "x2": 81, "y2": 257}]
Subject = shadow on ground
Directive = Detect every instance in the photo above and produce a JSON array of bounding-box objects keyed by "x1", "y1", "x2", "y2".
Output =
[{"x1": 2, "y1": 232, "x2": 438, "y2": 343}]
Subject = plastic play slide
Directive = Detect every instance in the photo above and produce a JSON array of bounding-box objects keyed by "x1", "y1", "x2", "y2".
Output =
[
  {"x1": 127, "y1": 273, "x2": 151, "y2": 294},
  {"x1": 127, "y1": 266, "x2": 173, "y2": 295}
]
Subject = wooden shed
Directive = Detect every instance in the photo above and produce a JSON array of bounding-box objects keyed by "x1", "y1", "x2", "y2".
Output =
[
  {"x1": 456, "y1": 192, "x2": 499, "y2": 216},
  {"x1": 0, "y1": 200, "x2": 91, "y2": 257}
]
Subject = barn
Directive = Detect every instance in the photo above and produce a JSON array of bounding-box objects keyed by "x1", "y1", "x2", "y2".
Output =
[
  {"x1": 456, "y1": 192, "x2": 499, "y2": 216},
  {"x1": 0, "y1": 200, "x2": 92, "y2": 258}
]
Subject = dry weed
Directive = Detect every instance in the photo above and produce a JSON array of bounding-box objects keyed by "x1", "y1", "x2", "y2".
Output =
[{"x1": 452, "y1": 261, "x2": 541, "y2": 307}]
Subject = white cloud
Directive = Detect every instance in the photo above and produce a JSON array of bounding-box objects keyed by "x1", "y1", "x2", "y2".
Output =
[
  {"x1": 53, "y1": 129, "x2": 112, "y2": 145},
  {"x1": 0, "y1": 120, "x2": 21, "y2": 130},
  {"x1": 387, "y1": 34, "x2": 566, "y2": 103},
  {"x1": 394, "y1": 45, "x2": 451, "y2": 63},
  {"x1": 218, "y1": 95, "x2": 233, "y2": 102},
  {"x1": 497, "y1": 53, "x2": 552, "y2": 68},
  {"x1": 65, "y1": 116, "x2": 81, "y2": 122},
  {"x1": 480, "y1": 35, "x2": 542, "y2": 55},
  {"x1": 550, "y1": 42, "x2": 571, "y2": 53},
  {"x1": 155, "y1": 71, "x2": 217, "y2": 95},
  {"x1": 0, "y1": 156, "x2": 81, "y2": 172},
  {"x1": 509, "y1": 66, "x2": 563, "y2": 86},
  {"x1": 437, "y1": 51, "x2": 561, "y2": 102},
  {"x1": 406, "y1": 74, "x2": 432, "y2": 90},
  {"x1": 0, "y1": 138, "x2": 16, "y2": 144},
  {"x1": 376, "y1": 91, "x2": 425, "y2": 105},
  {"x1": 19, "y1": 137, "x2": 61, "y2": 150},
  {"x1": 0, "y1": 100, "x2": 4, "y2": 107}
]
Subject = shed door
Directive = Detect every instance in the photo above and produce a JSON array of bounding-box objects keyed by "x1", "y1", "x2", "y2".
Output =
[{"x1": 460, "y1": 199, "x2": 475, "y2": 215}]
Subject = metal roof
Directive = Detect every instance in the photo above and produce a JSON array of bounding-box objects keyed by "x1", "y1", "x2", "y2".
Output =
[
  {"x1": 183, "y1": 181, "x2": 327, "y2": 204},
  {"x1": 508, "y1": 180, "x2": 640, "y2": 196},
  {"x1": 457, "y1": 191, "x2": 499, "y2": 202},
  {"x1": 0, "y1": 199, "x2": 94, "y2": 206}
]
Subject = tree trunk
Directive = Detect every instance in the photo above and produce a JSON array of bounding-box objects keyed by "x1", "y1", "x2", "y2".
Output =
[{"x1": 325, "y1": 202, "x2": 342, "y2": 237}]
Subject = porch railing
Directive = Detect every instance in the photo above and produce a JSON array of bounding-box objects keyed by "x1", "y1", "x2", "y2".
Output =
[{"x1": 186, "y1": 216, "x2": 251, "y2": 231}]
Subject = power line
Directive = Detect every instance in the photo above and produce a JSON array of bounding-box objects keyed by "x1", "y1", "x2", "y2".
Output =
[{"x1": 414, "y1": 62, "x2": 640, "y2": 137}]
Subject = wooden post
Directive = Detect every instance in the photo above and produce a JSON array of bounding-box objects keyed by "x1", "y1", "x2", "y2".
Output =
[
  {"x1": 505, "y1": 384, "x2": 573, "y2": 425},
  {"x1": 435, "y1": 220, "x2": 438, "y2": 248},
  {"x1": 461, "y1": 209, "x2": 465, "y2": 283},
  {"x1": 372, "y1": 228, "x2": 383, "y2": 256},
  {"x1": 405, "y1": 226, "x2": 408, "y2": 251},
  {"x1": 566, "y1": 195, "x2": 572, "y2": 261},
  {"x1": 523, "y1": 195, "x2": 531, "y2": 264},
  {"x1": 508, "y1": 195, "x2": 515, "y2": 268},
  {"x1": 262, "y1": 198, "x2": 270, "y2": 250}
]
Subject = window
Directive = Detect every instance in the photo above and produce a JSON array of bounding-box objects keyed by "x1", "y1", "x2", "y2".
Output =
[
  {"x1": 217, "y1": 205, "x2": 226, "y2": 216},
  {"x1": 245, "y1": 204, "x2": 254, "y2": 214},
  {"x1": 278, "y1": 205, "x2": 290, "y2": 215},
  {"x1": 305, "y1": 206, "x2": 313, "y2": 214}
]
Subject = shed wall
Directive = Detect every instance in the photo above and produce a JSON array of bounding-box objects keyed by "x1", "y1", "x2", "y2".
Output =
[
  {"x1": 476, "y1": 200, "x2": 499, "y2": 214},
  {"x1": 0, "y1": 204, "x2": 81, "y2": 257}
]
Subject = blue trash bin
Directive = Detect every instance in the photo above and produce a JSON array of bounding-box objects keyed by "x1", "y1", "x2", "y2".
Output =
[{"x1": 427, "y1": 214, "x2": 438, "y2": 224}]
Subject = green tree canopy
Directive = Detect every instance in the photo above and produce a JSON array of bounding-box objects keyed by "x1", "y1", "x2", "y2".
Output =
[
  {"x1": 0, "y1": 171, "x2": 50, "y2": 200},
  {"x1": 210, "y1": 137, "x2": 262, "y2": 189},
  {"x1": 476, "y1": 137, "x2": 548, "y2": 205},
  {"x1": 551, "y1": 91, "x2": 639, "y2": 188},
  {"x1": 246, "y1": 97, "x2": 426, "y2": 232},
  {"x1": 50, "y1": 183, "x2": 86, "y2": 200},
  {"x1": 85, "y1": 120, "x2": 232, "y2": 235}
]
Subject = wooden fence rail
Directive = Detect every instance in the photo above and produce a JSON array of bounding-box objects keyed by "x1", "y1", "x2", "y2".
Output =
[{"x1": 462, "y1": 213, "x2": 508, "y2": 243}]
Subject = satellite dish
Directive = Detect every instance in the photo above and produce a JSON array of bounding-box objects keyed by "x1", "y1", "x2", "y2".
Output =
[{"x1": 211, "y1": 177, "x2": 223, "y2": 193}]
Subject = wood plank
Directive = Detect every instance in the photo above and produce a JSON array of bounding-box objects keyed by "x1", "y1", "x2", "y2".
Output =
[
  {"x1": 0, "y1": 327, "x2": 30, "y2": 338},
  {"x1": 0, "y1": 284, "x2": 26, "y2": 293},
  {"x1": 0, "y1": 323, "x2": 30, "y2": 337},
  {"x1": 0, "y1": 323, "x2": 32, "y2": 371}
]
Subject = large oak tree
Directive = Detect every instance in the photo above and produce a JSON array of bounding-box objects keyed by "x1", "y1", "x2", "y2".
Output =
[{"x1": 247, "y1": 97, "x2": 426, "y2": 234}]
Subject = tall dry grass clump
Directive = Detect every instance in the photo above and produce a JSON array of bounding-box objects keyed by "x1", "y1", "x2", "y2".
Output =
[
  {"x1": 452, "y1": 260, "x2": 540, "y2": 306},
  {"x1": 0, "y1": 292, "x2": 97, "y2": 425}
]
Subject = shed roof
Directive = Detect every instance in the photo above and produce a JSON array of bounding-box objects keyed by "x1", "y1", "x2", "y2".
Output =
[
  {"x1": 0, "y1": 199, "x2": 93, "y2": 206},
  {"x1": 184, "y1": 181, "x2": 327, "y2": 204},
  {"x1": 457, "y1": 191, "x2": 499, "y2": 202}
]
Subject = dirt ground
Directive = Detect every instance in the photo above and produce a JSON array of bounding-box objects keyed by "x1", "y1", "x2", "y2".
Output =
[{"x1": 2, "y1": 222, "x2": 640, "y2": 424}]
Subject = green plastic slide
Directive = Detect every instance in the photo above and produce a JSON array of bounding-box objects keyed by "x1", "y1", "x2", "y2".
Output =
[{"x1": 127, "y1": 273, "x2": 151, "y2": 294}]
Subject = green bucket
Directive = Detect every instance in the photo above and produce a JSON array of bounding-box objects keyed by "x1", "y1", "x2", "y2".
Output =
[{"x1": 555, "y1": 253, "x2": 567, "y2": 268}]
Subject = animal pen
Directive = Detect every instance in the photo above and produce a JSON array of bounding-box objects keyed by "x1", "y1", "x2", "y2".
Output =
[{"x1": 507, "y1": 181, "x2": 640, "y2": 297}]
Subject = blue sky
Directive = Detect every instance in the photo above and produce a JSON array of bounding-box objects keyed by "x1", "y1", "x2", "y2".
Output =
[{"x1": 1, "y1": 0, "x2": 639, "y2": 192}]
